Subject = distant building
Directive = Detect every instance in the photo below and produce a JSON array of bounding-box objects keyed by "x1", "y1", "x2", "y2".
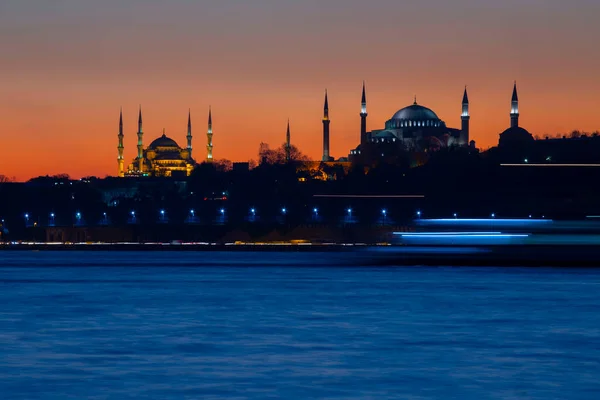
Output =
[
  {"x1": 117, "y1": 107, "x2": 214, "y2": 177},
  {"x1": 492, "y1": 83, "x2": 600, "y2": 163},
  {"x1": 498, "y1": 82, "x2": 534, "y2": 148},
  {"x1": 340, "y1": 83, "x2": 471, "y2": 165}
]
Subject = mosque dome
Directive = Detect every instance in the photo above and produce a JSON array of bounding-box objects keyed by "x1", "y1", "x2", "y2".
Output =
[
  {"x1": 391, "y1": 103, "x2": 440, "y2": 121},
  {"x1": 499, "y1": 127, "x2": 534, "y2": 148},
  {"x1": 385, "y1": 101, "x2": 444, "y2": 130},
  {"x1": 148, "y1": 134, "x2": 180, "y2": 150}
]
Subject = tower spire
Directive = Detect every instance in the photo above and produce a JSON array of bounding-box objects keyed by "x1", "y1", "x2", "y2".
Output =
[
  {"x1": 511, "y1": 81, "x2": 519, "y2": 128},
  {"x1": 206, "y1": 106, "x2": 213, "y2": 162},
  {"x1": 360, "y1": 81, "x2": 368, "y2": 145},
  {"x1": 117, "y1": 108, "x2": 125, "y2": 177},
  {"x1": 186, "y1": 109, "x2": 193, "y2": 160},
  {"x1": 461, "y1": 86, "x2": 470, "y2": 146},
  {"x1": 285, "y1": 119, "x2": 291, "y2": 162},
  {"x1": 322, "y1": 90, "x2": 331, "y2": 161},
  {"x1": 361, "y1": 81, "x2": 366, "y2": 106},
  {"x1": 137, "y1": 106, "x2": 144, "y2": 172}
]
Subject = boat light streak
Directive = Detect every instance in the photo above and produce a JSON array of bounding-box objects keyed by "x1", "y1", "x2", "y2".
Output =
[
  {"x1": 400, "y1": 234, "x2": 530, "y2": 238},
  {"x1": 393, "y1": 231, "x2": 502, "y2": 236}
]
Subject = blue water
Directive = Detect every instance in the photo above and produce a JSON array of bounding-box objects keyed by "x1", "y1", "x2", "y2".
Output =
[{"x1": 1, "y1": 251, "x2": 600, "y2": 399}]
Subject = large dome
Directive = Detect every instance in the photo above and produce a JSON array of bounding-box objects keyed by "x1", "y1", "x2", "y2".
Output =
[
  {"x1": 148, "y1": 134, "x2": 180, "y2": 150},
  {"x1": 391, "y1": 103, "x2": 440, "y2": 121},
  {"x1": 385, "y1": 101, "x2": 444, "y2": 130}
]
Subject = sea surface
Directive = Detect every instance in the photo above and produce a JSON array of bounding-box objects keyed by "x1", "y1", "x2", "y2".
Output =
[{"x1": 0, "y1": 251, "x2": 599, "y2": 399}]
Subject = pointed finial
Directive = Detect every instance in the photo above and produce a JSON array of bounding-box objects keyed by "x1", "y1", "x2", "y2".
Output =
[
  {"x1": 414, "y1": 95, "x2": 417, "y2": 105},
  {"x1": 512, "y1": 81, "x2": 519, "y2": 102},
  {"x1": 463, "y1": 86, "x2": 469, "y2": 104},
  {"x1": 208, "y1": 106, "x2": 212, "y2": 125},
  {"x1": 361, "y1": 81, "x2": 366, "y2": 104},
  {"x1": 324, "y1": 89, "x2": 329, "y2": 109},
  {"x1": 162, "y1": 128, "x2": 165, "y2": 136},
  {"x1": 138, "y1": 105, "x2": 143, "y2": 123}
]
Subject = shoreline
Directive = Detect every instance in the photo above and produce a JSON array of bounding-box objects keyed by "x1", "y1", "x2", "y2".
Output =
[{"x1": 2, "y1": 242, "x2": 600, "y2": 267}]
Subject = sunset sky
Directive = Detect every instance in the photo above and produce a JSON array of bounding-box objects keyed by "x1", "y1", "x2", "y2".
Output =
[{"x1": 1, "y1": 0, "x2": 599, "y2": 181}]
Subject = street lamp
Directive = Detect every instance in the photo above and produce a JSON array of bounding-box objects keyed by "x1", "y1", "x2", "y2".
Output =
[
  {"x1": 416, "y1": 210, "x2": 421, "y2": 219},
  {"x1": 281, "y1": 208, "x2": 287, "y2": 215},
  {"x1": 453, "y1": 213, "x2": 458, "y2": 219},
  {"x1": 491, "y1": 213, "x2": 496, "y2": 218}
]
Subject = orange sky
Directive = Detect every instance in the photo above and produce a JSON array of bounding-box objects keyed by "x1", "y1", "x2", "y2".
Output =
[{"x1": 1, "y1": 0, "x2": 599, "y2": 181}]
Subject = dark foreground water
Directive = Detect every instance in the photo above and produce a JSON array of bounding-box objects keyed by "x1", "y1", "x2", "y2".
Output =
[{"x1": 1, "y1": 251, "x2": 600, "y2": 399}]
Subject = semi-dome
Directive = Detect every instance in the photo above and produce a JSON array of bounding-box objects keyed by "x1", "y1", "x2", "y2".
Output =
[
  {"x1": 148, "y1": 134, "x2": 180, "y2": 150},
  {"x1": 391, "y1": 103, "x2": 440, "y2": 121}
]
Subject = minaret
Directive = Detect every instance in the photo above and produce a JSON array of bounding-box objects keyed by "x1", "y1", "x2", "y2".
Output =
[
  {"x1": 285, "y1": 119, "x2": 291, "y2": 162},
  {"x1": 322, "y1": 90, "x2": 330, "y2": 161},
  {"x1": 461, "y1": 86, "x2": 470, "y2": 145},
  {"x1": 360, "y1": 81, "x2": 368, "y2": 145},
  {"x1": 510, "y1": 81, "x2": 519, "y2": 128},
  {"x1": 186, "y1": 109, "x2": 192, "y2": 160},
  {"x1": 117, "y1": 109, "x2": 124, "y2": 177},
  {"x1": 137, "y1": 106, "x2": 144, "y2": 172},
  {"x1": 206, "y1": 107, "x2": 213, "y2": 162}
]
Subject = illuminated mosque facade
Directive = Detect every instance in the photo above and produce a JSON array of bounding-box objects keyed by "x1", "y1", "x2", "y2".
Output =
[
  {"x1": 117, "y1": 107, "x2": 214, "y2": 177},
  {"x1": 344, "y1": 83, "x2": 473, "y2": 164}
]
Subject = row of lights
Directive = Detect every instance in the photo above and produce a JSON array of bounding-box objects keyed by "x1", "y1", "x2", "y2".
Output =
[
  {"x1": 24, "y1": 208, "x2": 410, "y2": 221},
  {"x1": 23, "y1": 210, "x2": 545, "y2": 223}
]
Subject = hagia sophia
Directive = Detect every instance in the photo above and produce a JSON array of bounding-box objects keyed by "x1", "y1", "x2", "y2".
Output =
[
  {"x1": 116, "y1": 82, "x2": 542, "y2": 177},
  {"x1": 346, "y1": 83, "x2": 473, "y2": 166}
]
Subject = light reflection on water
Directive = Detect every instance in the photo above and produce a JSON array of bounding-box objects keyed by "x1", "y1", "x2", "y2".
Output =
[{"x1": 0, "y1": 251, "x2": 599, "y2": 399}]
